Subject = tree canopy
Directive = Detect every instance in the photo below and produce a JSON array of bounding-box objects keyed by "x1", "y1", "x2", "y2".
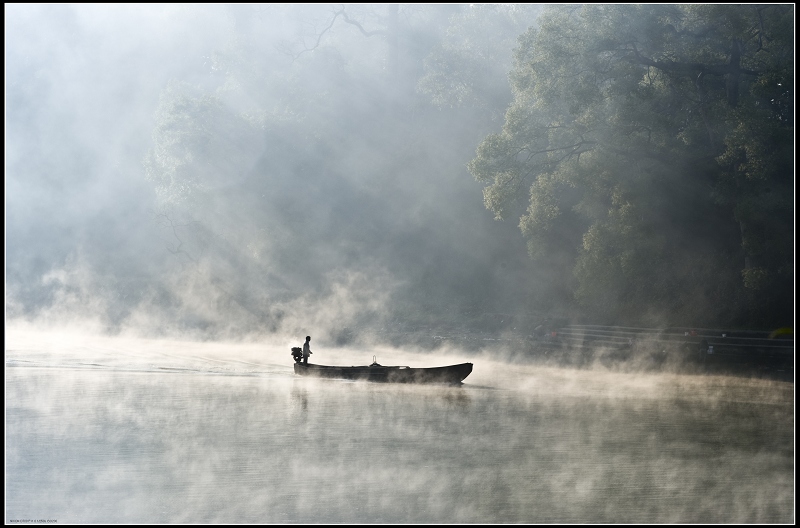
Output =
[{"x1": 469, "y1": 4, "x2": 793, "y2": 327}]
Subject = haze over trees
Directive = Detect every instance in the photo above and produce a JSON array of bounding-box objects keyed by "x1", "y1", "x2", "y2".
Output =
[
  {"x1": 6, "y1": 4, "x2": 793, "y2": 342},
  {"x1": 470, "y1": 4, "x2": 794, "y2": 328}
]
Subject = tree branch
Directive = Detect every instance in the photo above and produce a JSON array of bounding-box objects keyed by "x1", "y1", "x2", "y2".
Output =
[
  {"x1": 340, "y1": 9, "x2": 387, "y2": 37},
  {"x1": 153, "y1": 210, "x2": 200, "y2": 265},
  {"x1": 281, "y1": 5, "x2": 386, "y2": 61}
]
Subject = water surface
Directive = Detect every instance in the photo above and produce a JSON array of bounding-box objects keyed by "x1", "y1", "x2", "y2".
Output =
[{"x1": 5, "y1": 328, "x2": 794, "y2": 523}]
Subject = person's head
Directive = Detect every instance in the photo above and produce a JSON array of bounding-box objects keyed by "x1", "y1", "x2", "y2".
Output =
[{"x1": 306, "y1": 336, "x2": 311, "y2": 342}]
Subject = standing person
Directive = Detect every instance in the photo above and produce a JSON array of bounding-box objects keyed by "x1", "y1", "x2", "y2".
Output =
[{"x1": 302, "y1": 336, "x2": 312, "y2": 365}]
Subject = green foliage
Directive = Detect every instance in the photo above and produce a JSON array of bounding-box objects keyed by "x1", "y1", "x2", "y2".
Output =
[{"x1": 470, "y1": 4, "x2": 794, "y2": 326}]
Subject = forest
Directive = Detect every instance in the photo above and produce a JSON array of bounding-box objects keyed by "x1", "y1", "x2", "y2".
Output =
[{"x1": 6, "y1": 4, "x2": 794, "y2": 344}]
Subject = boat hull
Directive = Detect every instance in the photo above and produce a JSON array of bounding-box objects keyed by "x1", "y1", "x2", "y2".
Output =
[{"x1": 293, "y1": 362, "x2": 472, "y2": 384}]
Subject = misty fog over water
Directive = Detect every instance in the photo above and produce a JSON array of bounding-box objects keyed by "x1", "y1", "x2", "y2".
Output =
[
  {"x1": 6, "y1": 329, "x2": 795, "y2": 523},
  {"x1": 5, "y1": 4, "x2": 795, "y2": 524}
]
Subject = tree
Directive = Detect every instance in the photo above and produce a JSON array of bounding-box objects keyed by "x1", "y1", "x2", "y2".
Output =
[
  {"x1": 469, "y1": 4, "x2": 793, "y2": 326},
  {"x1": 417, "y1": 4, "x2": 541, "y2": 115},
  {"x1": 144, "y1": 81, "x2": 263, "y2": 211}
]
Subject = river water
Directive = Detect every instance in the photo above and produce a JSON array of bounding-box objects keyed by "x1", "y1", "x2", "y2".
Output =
[{"x1": 5, "y1": 326, "x2": 794, "y2": 523}]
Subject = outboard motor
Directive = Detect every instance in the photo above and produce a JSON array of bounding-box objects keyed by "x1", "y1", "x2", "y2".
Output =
[{"x1": 291, "y1": 347, "x2": 303, "y2": 363}]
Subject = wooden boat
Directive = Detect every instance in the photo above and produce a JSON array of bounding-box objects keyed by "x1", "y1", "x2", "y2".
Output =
[{"x1": 291, "y1": 351, "x2": 472, "y2": 384}]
